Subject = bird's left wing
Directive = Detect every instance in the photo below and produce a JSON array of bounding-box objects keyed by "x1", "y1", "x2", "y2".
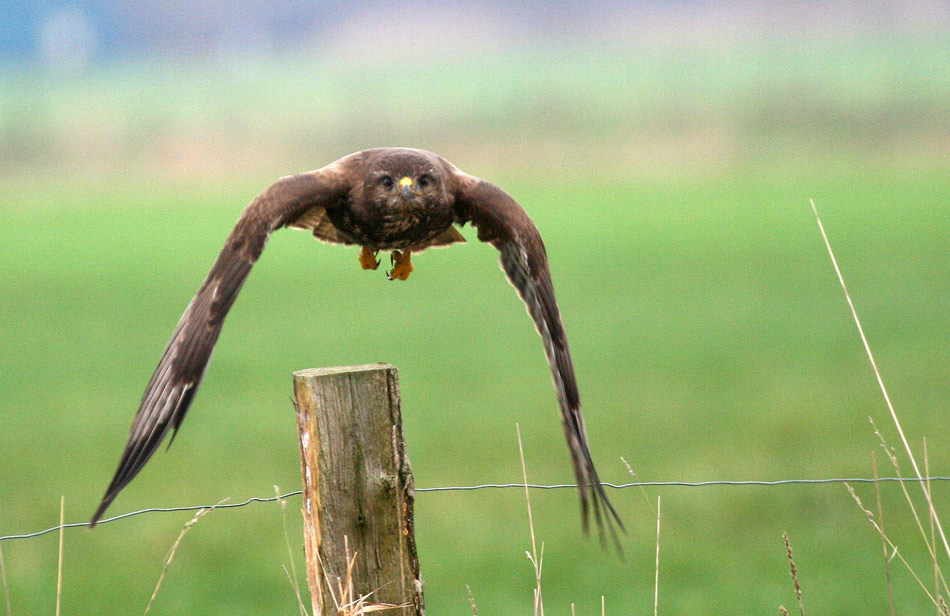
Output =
[
  {"x1": 91, "y1": 165, "x2": 352, "y2": 525},
  {"x1": 446, "y1": 166, "x2": 624, "y2": 549}
]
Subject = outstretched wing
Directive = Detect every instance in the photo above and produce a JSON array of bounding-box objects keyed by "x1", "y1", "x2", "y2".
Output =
[
  {"x1": 448, "y1": 168, "x2": 624, "y2": 547},
  {"x1": 90, "y1": 167, "x2": 352, "y2": 525}
]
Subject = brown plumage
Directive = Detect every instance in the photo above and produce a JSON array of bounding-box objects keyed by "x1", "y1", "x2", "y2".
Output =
[{"x1": 90, "y1": 147, "x2": 623, "y2": 546}]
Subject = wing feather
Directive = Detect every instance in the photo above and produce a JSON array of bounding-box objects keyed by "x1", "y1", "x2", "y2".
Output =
[
  {"x1": 288, "y1": 206, "x2": 350, "y2": 244},
  {"x1": 448, "y1": 168, "x2": 624, "y2": 549},
  {"x1": 90, "y1": 168, "x2": 351, "y2": 524}
]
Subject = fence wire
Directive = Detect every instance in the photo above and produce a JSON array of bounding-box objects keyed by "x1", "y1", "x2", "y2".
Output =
[{"x1": 3, "y1": 476, "x2": 950, "y2": 542}]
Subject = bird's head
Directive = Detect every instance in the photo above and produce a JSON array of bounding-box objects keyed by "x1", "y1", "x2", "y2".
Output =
[{"x1": 366, "y1": 153, "x2": 445, "y2": 207}]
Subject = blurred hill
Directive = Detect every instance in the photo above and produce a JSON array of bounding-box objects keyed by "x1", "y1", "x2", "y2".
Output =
[{"x1": 2, "y1": 0, "x2": 948, "y2": 179}]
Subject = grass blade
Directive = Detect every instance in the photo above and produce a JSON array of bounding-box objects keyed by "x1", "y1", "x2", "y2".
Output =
[
  {"x1": 810, "y1": 198, "x2": 950, "y2": 563},
  {"x1": 56, "y1": 497, "x2": 64, "y2": 616}
]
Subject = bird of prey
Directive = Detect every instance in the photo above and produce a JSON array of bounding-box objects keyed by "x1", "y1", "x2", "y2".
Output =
[{"x1": 90, "y1": 147, "x2": 623, "y2": 543}]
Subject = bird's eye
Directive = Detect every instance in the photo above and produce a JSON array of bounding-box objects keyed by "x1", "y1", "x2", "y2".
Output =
[
  {"x1": 380, "y1": 175, "x2": 394, "y2": 189},
  {"x1": 417, "y1": 174, "x2": 431, "y2": 189}
]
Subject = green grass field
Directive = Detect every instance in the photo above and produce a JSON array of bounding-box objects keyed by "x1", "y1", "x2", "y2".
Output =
[
  {"x1": 2, "y1": 30, "x2": 950, "y2": 614},
  {"x1": 2, "y1": 163, "x2": 949, "y2": 614}
]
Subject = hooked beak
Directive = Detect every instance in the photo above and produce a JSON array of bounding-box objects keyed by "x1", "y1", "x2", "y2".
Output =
[{"x1": 399, "y1": 176, "x2": 413, "y2": 200}]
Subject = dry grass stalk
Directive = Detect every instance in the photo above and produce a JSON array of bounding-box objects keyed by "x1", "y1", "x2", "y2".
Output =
[
  {"x1": 0, "y1": 522, "x2": 11, "y2": 616},
  {"x1": 516, "y1": 424, "x2": 544, "y2": 616},
  {"x1": 873, "y1": 422, "x2": 948, "y2": 589},
  {"x1": 811, "y1": 199, "x2": 950, "y2": 563},
  {"x1": 782, "y1": 532, "x2": 804, "y2": 616},
  {"x1": 275, "y1": 486, "x2": 309, "y2": 616},
  {"x1": 926, "y1": 440, "x2": 945, "y2": 613},
  {"x1": 872, "y1": 453, "x2": 896, "y2": 616},
  {"x1": 56, "y1": 496, "x2": 64, "y2": 616},
  {"x1": 845, "y1": 483, "x2": 943, "y2": 608},
  {"x1": 870, "y1": 422, "x2": 950, "y2": 601},
  {"x1": 620, "y1": 457, "x2": 656, "y2": 514},
  {"x1": 654, "y1": 496, "x2": 661, "y2": 616},
  {"x1": 778, "y1": 606, "x2": 790, "y2": 616},
  {"x1": 621, "y1": 456, "x2": 661, "y2": 616},
  {"x1": 317, "y1": 538, "x2": 408, "y2": 616},
  {"x1": 144, "y1": 501, "x2": 220, "y2": 615},
  {"x1": 466, "y1": 584, "x2": 478, "y2": 616}
]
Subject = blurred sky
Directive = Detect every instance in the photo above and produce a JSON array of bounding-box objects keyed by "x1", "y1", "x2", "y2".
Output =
[{"x1": 5, "y1": 1, "x2": 948, "y2": 70}]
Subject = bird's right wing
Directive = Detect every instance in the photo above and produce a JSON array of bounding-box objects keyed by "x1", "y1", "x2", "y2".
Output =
[{"x1": 91, "y1": 165, "x2": 353, "y2": 525}]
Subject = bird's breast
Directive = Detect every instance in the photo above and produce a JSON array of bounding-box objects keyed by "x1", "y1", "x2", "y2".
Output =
[{"x1": 328, "y1": 200, "x2": 454, "y2": 250}]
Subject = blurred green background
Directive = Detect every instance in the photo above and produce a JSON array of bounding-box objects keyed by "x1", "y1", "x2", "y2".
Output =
[{"x1": 2, "y1": 2, "x2": 950, "y2": 614}]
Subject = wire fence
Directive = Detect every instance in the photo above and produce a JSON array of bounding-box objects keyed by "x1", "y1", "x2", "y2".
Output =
[{"x1": 4, "y1": 476, "x2": 950, "y2": 542}]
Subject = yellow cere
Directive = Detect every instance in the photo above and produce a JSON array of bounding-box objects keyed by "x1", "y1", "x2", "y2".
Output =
[{"x1": 399, "y1": 176, "x2": 413, "y2": 188}]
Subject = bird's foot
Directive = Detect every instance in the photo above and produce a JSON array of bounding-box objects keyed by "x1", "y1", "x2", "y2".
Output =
[
  {"x1": 359, "y1": 246, "x2": 380, "y2": 270},
  {"x1": 387, "y1": 249, "x2": 413, "y2": 281}
]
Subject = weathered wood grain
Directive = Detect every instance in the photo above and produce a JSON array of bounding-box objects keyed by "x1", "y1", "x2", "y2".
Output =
[{"x1": 293, "y1": 364, "x2": 423, "y2": 616}]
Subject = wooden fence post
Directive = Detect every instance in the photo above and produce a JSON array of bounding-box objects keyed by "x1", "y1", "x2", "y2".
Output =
[{"x1": 292, "y1": 363, "x2": 424, "y2": 616}]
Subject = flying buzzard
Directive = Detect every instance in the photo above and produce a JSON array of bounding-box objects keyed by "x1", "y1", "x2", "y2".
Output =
[{"x1": 90, "y1": 147, "x2": 623, "y2": 542}]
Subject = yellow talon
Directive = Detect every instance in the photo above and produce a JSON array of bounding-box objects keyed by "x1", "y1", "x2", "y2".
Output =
[
  {"x1": 359, "y1": 246, "x2": 380, "y2": 270},
  {"x1": 387, "y1": 249, "x2": 413, "y2": 281}
]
